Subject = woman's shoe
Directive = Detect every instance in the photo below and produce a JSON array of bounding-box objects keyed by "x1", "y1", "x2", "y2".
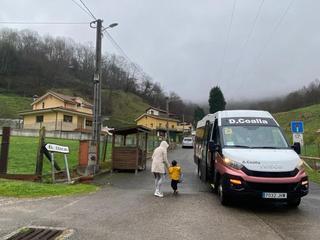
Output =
[{"x1": 154, "y1": 191, "x2": 163, "y2": 198}]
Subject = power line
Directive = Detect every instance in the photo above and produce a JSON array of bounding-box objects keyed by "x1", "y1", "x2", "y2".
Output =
[
  {"x1": 104, "y1": 32, "x2": 132, "y2": 63},
  {"x1": 229, "y1": 0, "x2": 265, "y2": 84},
  {"x1": 79, "y1": 0, "x2": 97, "y2": 20},
  {"x1": 0, "y1": 21, "x2": 89, "y2": 25},
  {"x1": 103, "y1": 31, "x2": 144, "y2": 73},
  {"x1": 237, "y1": 0, "x2": 296, "y2": 92},
  {"x1": 70, "y1": 0, "x2": 94, "y2": 20},
  {"x1": 216, "y1": 0, "x2": 237, "y2": 86}
]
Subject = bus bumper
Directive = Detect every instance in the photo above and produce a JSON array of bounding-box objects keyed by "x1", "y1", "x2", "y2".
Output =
[{"x1": 220, "y1": 173, "x2": 309, "y2": 201}]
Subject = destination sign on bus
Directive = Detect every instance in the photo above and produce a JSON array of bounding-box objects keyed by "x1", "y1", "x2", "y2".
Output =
[{"x1": 221, "y1": 117, "x2": 277, "y2": 126}]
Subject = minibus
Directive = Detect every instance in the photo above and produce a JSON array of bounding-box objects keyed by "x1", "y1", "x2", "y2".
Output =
[{"x1": 194, "y1": 110, "x2": 308, "y2": 206}]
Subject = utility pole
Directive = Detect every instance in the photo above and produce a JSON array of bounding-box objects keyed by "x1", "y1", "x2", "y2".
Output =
[
  {"x1": 92, "y1": 19, "x2": 103, "y2": 165},
  {"x1": 182, "y1": 114, "x2": 185, "y2": 137},
  {"x1": 165, "y1": 97, "x2": 170, "y2": 144}
]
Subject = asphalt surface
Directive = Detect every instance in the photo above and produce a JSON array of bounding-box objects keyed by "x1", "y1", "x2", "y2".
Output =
[{"x1": 1, "y1": 148, "x2": 320, "y2": 240}]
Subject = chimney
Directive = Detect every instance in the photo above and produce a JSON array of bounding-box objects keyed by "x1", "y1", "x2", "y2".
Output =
[{"x1": 32, "y1": 95, "x2": 39, "y2": 102}]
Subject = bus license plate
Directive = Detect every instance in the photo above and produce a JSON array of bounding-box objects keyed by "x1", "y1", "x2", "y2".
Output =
[{"x1": 262, "y1": 192, "x2": 287, "y2": 199}]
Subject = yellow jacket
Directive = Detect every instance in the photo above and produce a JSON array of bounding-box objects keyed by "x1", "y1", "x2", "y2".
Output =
[{"x1": 168, "y1": 166, "x2": 181, "y2": 181}]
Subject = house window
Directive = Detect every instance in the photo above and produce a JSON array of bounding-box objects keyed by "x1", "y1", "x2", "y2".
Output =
[
  {"x1": 151, "y1": 110, "x2": 154, "y2": 115},
  {"x1": 42, "y1": 102, "x2": 45, "y2": 109},
  {"x1": 150, "y1": 123, "x2": 153, "y2": 128},
  {"x1": 63, "y1": 115, "x2": 73, "y2": 123},
  {"x1": 77, "y1": 103, "x2": 81, "y2": 107},
  {"x1": 172, "y1": 125, "x2": 175, "y2": 129},
  {"x1": 159, "y1": 123, "x2": 162, "y2": 128},
  {"x1": 36, "y1": 115, "x2": 43, "y2": 123},
  {"x1": 86, "y1": 120, "x2": 93, "y2": 127}
]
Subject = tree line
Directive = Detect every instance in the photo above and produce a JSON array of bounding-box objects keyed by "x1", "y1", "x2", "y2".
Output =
[
  {"x1": 227, "y1": 79, "x2": 320, "y2": 113},
  {"x1": 0, "y1": 28, "x2": 201, "y2": 124}
]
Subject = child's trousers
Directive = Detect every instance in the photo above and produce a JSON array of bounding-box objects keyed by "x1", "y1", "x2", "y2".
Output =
[{"x1": 171, "y1": 180, "x2": 179, "y2": 191}]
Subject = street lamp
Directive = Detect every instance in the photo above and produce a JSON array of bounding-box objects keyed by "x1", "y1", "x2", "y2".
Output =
[{"x1": 102, "y1": 23, "x2": 118, "y2": 31}]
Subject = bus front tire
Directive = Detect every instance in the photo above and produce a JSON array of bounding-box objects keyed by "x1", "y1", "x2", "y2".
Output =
[
  {"x1": 218, "y1": 180, "x2": 231, "y2": 206},
  {"x1": 287, "y1": 197, "x2": 301, "y2": 208}
]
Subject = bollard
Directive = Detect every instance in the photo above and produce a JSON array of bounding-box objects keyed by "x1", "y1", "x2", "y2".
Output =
[{"x1": 0, "y1": 127, "x2": 10, "y2": 174}]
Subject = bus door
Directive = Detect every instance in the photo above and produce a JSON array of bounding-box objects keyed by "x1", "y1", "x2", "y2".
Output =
[
  {"x1": 209, "y1": 119, "x2": 219, "y2": 182},
  {"x1": 200, "y1": 121, "x2": 212, "y2": 182}
]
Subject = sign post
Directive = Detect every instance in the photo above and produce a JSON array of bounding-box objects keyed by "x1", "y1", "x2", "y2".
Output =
[
  {"x1": 291, "y1": 121, "x2": 304, "y2": 146},
  {"x1": 45, "y1": 143, "x2": 71, "y2": 183}
]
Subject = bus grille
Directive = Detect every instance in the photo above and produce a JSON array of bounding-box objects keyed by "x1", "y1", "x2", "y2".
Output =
[
  {"x1": 242, "y1": 168, "x2": 299, "y2": 178},
  {"x1": 246, "y1": 182, "x2": 298, "y2": 192}
]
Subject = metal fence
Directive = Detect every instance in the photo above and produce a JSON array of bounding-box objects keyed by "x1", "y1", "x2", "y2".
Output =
[{"x1": 301, "y1": 144, "x2": 320, "y2": 158}]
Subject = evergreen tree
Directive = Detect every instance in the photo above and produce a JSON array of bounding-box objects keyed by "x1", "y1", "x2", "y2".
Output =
[
  {"x1": 208, "y1": 86, "x2": 226, "y2": 113},
  {"x1": 194, "y1": 106, "x2": 205, "y2": 124}
]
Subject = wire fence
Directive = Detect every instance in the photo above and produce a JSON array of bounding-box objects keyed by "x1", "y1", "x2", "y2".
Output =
[{"x1": 302, "y1": 144, "x2": 320, "y2": 158}]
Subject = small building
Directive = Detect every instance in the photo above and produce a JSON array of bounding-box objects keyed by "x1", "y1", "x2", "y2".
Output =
[
  {"x1": 177, "y1": 122, "x2": 193, "y2": 134},
  {"x1": 135, "y1": 106, "x2": 182, "y2": 141},
  {"x1": 111, "y1": 126, "x2": 150, "y2": 174},
  {"x1": 20, "y1": 91, "x2": 93, "y2": 131}
]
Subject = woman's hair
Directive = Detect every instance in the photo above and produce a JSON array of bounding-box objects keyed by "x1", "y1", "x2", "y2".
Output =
[{"x1": 171, "y1": 160, "x2": 177, "y2": 166}]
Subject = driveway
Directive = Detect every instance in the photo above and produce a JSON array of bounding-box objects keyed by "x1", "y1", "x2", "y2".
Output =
[{"x1": 1, "y1": 148, "x2": 320, "y2": 240}]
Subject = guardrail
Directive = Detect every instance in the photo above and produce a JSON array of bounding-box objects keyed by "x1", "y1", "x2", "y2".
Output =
[{"x1": 301, "y1": 155, "x2": 320, "y2": 170}]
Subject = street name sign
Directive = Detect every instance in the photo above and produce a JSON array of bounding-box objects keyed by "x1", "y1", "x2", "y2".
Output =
[{"x1": 45, "y1": 144, "x2": 70, "y2": 154}]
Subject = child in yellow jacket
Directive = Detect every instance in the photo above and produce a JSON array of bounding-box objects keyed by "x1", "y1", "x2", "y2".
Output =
[{"x1": 168, "y1": 160, "x2": 181, "y2": 194}]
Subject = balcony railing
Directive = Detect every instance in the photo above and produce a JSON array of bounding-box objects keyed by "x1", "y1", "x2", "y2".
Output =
[{"x1": 23, "y1": 121, "x2": 92, "y2": 132}]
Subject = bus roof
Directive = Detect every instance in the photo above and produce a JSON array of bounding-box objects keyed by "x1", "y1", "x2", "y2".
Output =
[{"x1": 196, "y1": 110, "x2": 274, "y2": 128}]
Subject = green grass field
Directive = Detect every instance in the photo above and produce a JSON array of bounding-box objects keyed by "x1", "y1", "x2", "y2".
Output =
[
  {"x1": 306, "y1": 169, "x2": 320, "y2": 185},
  {"x1": 0, "y1": 94, "x2": 32, "y2": 118},
  {"x1": 0, "y1": 179, "x2": 98, "y2": 198},
  {"x1": 274, "y1": 104, "x2": 320, "y2": 145},
  {"x1": 103, "y1": 89, "x2": 149, "y2": 128},
  {"x1": 7, "y1": 136, "x2": 112, "y2": 174}
]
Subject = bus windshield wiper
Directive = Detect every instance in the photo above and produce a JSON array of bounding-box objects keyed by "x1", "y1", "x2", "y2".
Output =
[
  {"x1": 228, "y1": 145, "x2": 252, "y2": 148},
  {"x1": 252, "y1": 146, "x2": 277, "y2": 149}
]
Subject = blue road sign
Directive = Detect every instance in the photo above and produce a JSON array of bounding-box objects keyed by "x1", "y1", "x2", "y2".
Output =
[{"x1": 291, "y1": 121, "x2": 304, "y2": 133}]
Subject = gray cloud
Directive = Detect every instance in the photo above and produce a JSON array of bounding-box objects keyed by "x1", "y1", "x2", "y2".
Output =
[{"x1": 1, "y1": 0, "x2": 319, "y2": 102}]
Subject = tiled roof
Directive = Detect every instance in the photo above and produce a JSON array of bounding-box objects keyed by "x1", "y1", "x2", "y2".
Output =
[{"x1": 31, "y1": 91, "x2": 92, "y2": 108}]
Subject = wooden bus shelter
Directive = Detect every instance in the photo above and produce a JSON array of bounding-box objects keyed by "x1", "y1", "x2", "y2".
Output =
[{"x1": 111, "y1": 126, "x2": 150, "y2": 174}]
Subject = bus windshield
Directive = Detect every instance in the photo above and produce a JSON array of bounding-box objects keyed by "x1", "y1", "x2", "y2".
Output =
[{"x1": 221, "y1": 126, "x2": 289, "y2": 149}]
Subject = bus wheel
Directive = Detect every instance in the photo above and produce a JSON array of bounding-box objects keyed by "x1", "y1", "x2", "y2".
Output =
[
  {"x1": 288, "y1": 198, "x2": 301, "y2": 208},
  {"x1": 218, "y1": 180, "x2": 230, "y2": 206}
]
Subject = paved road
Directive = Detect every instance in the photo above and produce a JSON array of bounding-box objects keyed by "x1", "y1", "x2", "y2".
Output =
[{"x1": 1, "y1": 148, "x2": 320, "y2": 240}]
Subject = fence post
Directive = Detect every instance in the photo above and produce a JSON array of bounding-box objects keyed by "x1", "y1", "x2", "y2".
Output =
[
  {"x1": 304, "y1": 144, "x2": 307, "y2": 156},
  {"x1": 0, "y1": 127, "x2": 11, "y2": 174},
  {"x1": 35, "y1": 127, "x2": 46, "y2": 176},
  {"x1": 318, "y1": 143, "x2": 320, "y2": 158},
  {"x1": 101, "y1": 135, "x2": 108, "y2": 162}
]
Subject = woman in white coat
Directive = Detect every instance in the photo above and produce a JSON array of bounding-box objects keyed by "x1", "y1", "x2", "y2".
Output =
[{"x1": 151, "y1": 141, "x2": 170, "y2": 197}]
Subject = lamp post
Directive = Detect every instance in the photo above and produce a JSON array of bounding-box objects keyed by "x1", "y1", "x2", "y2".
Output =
[{"x1": 91, "y1": 20, "x2": 118, "y2": 169}]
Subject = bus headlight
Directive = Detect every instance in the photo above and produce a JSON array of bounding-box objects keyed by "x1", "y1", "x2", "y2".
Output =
[
  {"x1": 224, "y1": 157, "x2": 244, "y2": 170},
  {"x1": 296, "y1": 159, "x2": 304, "y2": 170}
]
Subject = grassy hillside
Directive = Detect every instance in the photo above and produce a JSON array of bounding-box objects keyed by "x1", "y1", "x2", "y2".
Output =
[
  {"x1": 103, "y1": 90, "x2": 149, "y2": 127},
  {"x1": 0, "y1": 90, "x2": 149, "y2": 128},
  {"x1": 274, "y1": 104, "x2": 320, "y2": 144},
  {"x1": 0, "y1": 94, "x2": 32, "y2": 118}
]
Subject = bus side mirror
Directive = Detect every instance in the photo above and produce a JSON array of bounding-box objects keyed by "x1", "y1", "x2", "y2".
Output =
[
  {"x1": 209, "y1": 140, "x2": 221, "y2": 152},
  {"x1": 292, "y1": 142, "x2": 301, "y2": 155}
]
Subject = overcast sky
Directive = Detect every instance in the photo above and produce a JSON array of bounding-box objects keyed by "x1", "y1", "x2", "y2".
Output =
[{"x1": 1, "y1": 0, "x2": 319, "y2": 103}]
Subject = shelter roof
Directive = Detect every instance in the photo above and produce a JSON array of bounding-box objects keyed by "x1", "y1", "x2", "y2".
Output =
[{"x1": 111, "y1": 125, "x2": 151, "y2": 135}]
